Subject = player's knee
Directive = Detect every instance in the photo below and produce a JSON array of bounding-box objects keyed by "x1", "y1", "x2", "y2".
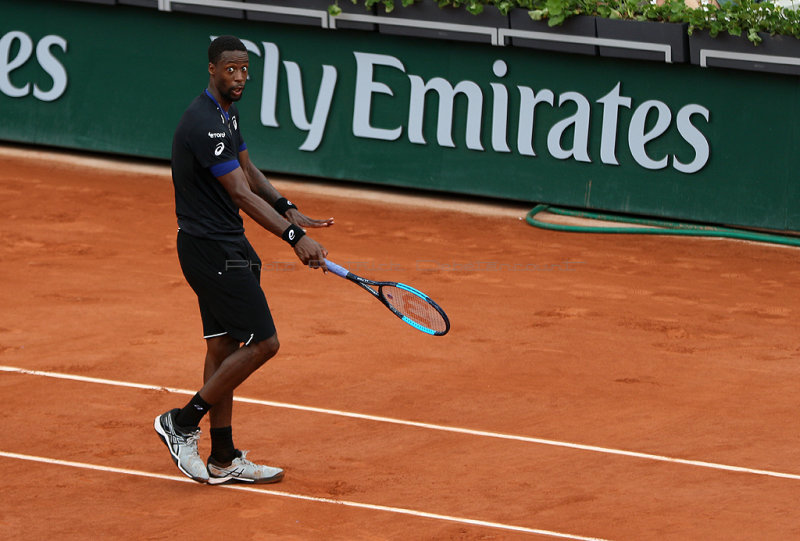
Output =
[
  {"x1": 206, "y1": 334, "x2": 238, "y2": 359},
  {"x1": 251, "y1": 334, "x2": 279, "y2": 363}
]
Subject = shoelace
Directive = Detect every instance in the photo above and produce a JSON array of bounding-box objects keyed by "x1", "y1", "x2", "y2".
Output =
[
  {"x1": 225, "y1": 450, "x2": 261, "y2": 472},
  {"x1": 184, "y1": 430, "x2": 201, "y2": 450},
  {"x1": 236, "y1": 450, "x2": 253, "y2": 466},
  {"x1": 174, "y1": 427, "x2": 202, "y2": 451}
]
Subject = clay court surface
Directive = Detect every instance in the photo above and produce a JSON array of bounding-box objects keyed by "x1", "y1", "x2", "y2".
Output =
[{"x1": 1, "y1": 145, "x2": 800, "y2": 540}]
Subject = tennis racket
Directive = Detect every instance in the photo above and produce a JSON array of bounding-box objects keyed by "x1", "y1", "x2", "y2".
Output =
[{"x1": 324, "y1": 258, "x2": 450, "y2": 336}]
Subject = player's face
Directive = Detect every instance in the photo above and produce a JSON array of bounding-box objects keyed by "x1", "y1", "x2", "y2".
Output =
[{"x1": 210, "y1": 50, "x2": 249, "y2": 103}]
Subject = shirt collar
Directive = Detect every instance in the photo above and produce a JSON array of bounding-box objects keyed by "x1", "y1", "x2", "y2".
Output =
[{"x1": 204, "y1": 88, "x2": 229, "y2": 122}]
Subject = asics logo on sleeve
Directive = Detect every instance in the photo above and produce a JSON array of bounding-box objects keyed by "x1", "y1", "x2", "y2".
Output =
[{"x1": 215, "y1": 142, "x2": 225, "y2": 156}]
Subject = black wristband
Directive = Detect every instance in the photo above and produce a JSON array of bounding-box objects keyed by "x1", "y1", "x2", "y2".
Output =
[
  {"x1": 281, "y1": 224, "x2": 305, "y2": 247},
  {"x1": 273, "y1": 197, "x2": 298, "y2": 216}
]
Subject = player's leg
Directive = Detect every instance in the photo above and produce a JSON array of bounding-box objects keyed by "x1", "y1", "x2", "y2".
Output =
[
  {"x1": 178, "y1": 325, "x2": 277, "y2": 436},
  {"x1": 158, "y1": 232, "x2": 281, "y2": 483},
  {"x1": 203, "y1": 334, "x2": 239, "y2": 466},
  {"x1": 196, "y1": 236, "x2": 280, "y2": 484},
  {"x1": 199, "y1": 333, "x2": 279, "y2": 405},
  {"x1": 196, "y1": 236, "x2": 278, "y2": 414},
  {"x1": 203, "y1": 333, "x2": 239, "y2": 429},
  {"x1": 202, "y1": 334, "x2": 284, "y2": 485},
  {"x1": 153, "y1": 231, "x2": 219, "y2": 482},
  {"x1": 175, "y1": 232, "x2": 278, "y2": 409}
]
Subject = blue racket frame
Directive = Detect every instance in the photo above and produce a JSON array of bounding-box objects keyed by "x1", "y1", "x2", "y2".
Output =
[{"x1": 324, "y1": 259, "x2": 450, "y2": 336}]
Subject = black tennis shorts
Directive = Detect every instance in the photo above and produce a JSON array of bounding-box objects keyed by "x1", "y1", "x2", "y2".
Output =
[{"x1": 177, "y1": 230, "x2": 276, "y2": 345}]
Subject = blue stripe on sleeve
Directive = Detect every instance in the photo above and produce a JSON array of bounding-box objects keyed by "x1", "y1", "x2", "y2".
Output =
[
  {"x1": 239, "y1": 141, "x2": 247, "y2": 152},
  {"x1": 209, "y1": 159, "x2": 240, "y2": 177}
]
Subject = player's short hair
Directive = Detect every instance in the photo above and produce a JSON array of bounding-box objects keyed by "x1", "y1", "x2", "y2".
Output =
[{"x1": 208, "y1": 35, "x2": 247, "y2": 64}]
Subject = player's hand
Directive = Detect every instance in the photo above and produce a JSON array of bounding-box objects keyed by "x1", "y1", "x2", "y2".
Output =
[
  {"x1": 293, "y1": 236, "x2": 328, "y2": 272},
  {"x1": 286, "y1": 209, "x2": 334, "y2": 229}
]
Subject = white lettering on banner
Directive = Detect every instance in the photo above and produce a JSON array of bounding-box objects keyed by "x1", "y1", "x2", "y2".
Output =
[
  {"x1": 490, "y1": 60, "x2": 511, "y2": 153},
  {"x1": 350, "y1": 48, "x2": 710, "y2": 173},
  {"x1": 260, "y1": 41, "x2": 279, "y2": 128},
  {"x1": 596, "y1": 82, "x2": 632, "y2": 166},
  {"x1": 250, "y1": 45, "x2": 407, "y2": 148},
  {"x1": 352, "y1": 52, "x2": 404, "y2": 142},
  {"x1": 283, "y1": 61, "x2": 337, "y2": 152},
  {"x1": 673, "y1": 105, "x2": 711, "y2": 174},
  {"x1": 255, "y1": 42, "x2": 711, "y2": 173},
  {"x1": 517, "y1": 86, "x2": 554, "y2": 157},
  {"x1": 628, "y1": 100, "x2": 673, "y2": 170},
  {"x1": 33, "y1": 35, "x2": 67, "y2": 102},
  {"x1": 0, "y1": 31, "x2": 68, "y2": 102},
  {"x1": 238, "y1": 39, "x2": 336, "y2": 151},
  {"x1": 547, "y1": 91, "x2": 592, "y2": 163},
  {"x1": 408, "y1": 76, "x2": 484, "y2": 151},
  {"x1": 0, "y1": 32, "x2": 32, "y2": 98}
]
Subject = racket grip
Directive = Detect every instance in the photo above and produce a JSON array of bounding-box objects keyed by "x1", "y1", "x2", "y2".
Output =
[{"x1": 324, "y1": 258, "x2": 349, "y2": 278}]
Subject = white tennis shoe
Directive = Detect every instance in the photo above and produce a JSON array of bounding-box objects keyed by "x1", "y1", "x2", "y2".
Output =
[
  {"x1": 207, "y1": 450, "x2": 284, "y2": 485},
  {"x1": 154, "y1": 408, "x2": 209, "y2": 483}
]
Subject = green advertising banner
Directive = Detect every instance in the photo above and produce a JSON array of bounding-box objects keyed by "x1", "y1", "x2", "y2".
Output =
[{"x1": 2, "y1": 0, "x2": 799, "y2": 231}]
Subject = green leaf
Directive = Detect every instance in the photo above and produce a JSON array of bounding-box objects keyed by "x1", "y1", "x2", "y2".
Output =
[
  {"x1": 549, "y1": 13, "x2": 566, "y2": 26},
  {"x1": 528, "y1": 9, "x2": 545, "y2": 21},
  {"x1": 466, "y1": 1, "x2": 484, "y2": 15},
  {"x1": 747, "y1": 28, "x2": 762, "y2": 45},
  {"x1": 545, "y1": 0, "x2": 564, "y2": 17}
]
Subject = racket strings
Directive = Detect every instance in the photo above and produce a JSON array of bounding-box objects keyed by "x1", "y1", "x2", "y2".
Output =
[{"x1": 380, "y1": 285, "x2": 448, "y2": 333}]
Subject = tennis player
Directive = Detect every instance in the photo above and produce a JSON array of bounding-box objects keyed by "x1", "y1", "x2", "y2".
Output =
[{"x1": 154, "y1": 35, "x2": 334, "y2": 484}]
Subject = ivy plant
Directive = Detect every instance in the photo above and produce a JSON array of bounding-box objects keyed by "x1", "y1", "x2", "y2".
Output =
[{"x1": 328, "y1": 0, "x2": 800, "y2": 44}]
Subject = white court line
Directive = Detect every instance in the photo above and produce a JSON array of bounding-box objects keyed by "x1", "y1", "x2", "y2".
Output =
[
  {"x1": 0, "y1": 451, "x2": 606, "y2": 540},
  {"x1": 3, "y1": 364, "x2": 800, "y2": 481}
]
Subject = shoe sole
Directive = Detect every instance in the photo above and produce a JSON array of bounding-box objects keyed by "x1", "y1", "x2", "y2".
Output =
[
  {"x1": 207, "y1": 470, "x2": 284, "y2": 486},
  {"x1": 153, "y1": 415, "x2": 208, "y2": 484}
]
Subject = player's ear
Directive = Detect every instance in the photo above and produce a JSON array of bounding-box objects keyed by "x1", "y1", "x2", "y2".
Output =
[{"x1": 208, "y1": 62, "x2": 215, "y2": 76}]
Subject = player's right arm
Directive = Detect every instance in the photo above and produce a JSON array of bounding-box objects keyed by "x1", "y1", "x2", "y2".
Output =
[{"x1": 216, "y1": 167, "x2": 328, "y2": 268}]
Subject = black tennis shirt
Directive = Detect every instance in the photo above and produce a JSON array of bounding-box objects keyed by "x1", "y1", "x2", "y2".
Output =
[{"x1": 172, "y1": 90, "x2": 248, "y2": 240}]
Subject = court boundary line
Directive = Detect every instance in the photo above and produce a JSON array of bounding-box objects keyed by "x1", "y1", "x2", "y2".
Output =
[
  {"x1": 0, "y1": 450, "x2": 606, "y2": 540},
  {"x1": 3, "y1": 364, "x2": 800, "y2": 482}
]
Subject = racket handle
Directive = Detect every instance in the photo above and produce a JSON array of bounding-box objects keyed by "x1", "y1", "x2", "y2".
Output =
[{"x1": 324, "y1": 258, "x2": 349, "y2": 278}]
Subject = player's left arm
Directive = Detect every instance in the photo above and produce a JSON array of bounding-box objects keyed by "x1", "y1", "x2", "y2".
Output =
[{"x1": 239, "y1": 148, "x2": 334, "y2": 229}]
